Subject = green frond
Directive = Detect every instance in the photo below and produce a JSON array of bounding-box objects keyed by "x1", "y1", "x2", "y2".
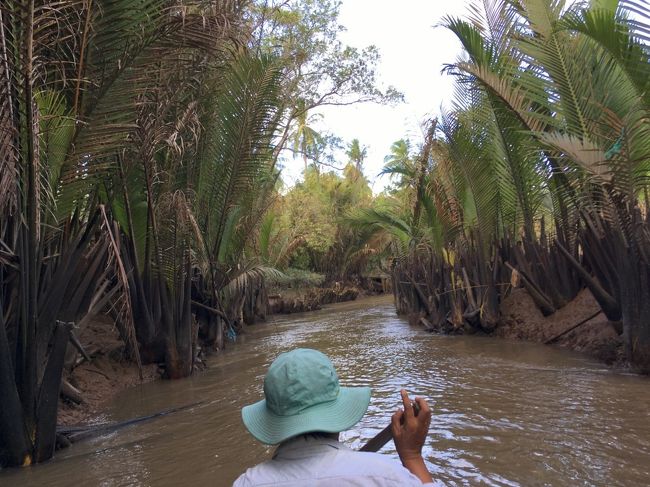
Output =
[
  {"x1": 259, "y1": 212, "x2": 275, "y2": 263},
  {"x1": 562, "y1": 6, "x2": 650, "y2": 103},
  {"x1": 347, "y1": 207, "x2": 414, "y2": 247},
  {"x1": 222, "y1": 263, "x2": 286, "y2": 299},
  {"x1": 196, "y1": 51, "x2": 285, "y2": 259}
]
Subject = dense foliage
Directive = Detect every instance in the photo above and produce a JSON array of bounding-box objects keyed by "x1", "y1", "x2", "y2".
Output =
[
  {"x1": 0, "y1": 0, "x2": 391, "y2": 467},
  {"x1": 3, "y1": 0, "x2": 650, "y2": 469},
  {"x1": 354, "y1": 0, "x2": 650, "y2": 373}
]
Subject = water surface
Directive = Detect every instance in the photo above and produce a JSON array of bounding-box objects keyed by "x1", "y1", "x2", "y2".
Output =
[{"x1": 3, "y1": 295, "x2": 649, "y2": 486}]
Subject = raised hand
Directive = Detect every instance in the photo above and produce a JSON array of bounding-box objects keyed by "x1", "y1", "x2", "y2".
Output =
[{"x1": 391, "y1": 389, "x2": 433, "y2": 484}]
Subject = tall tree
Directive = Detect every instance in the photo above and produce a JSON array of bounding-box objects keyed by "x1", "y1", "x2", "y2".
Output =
[
  {"x1": 251, "y1": 0, "x2": 402, "y2": 167},
  {"x1": 346, "y1": 138, "x2": 368, "y2": 172}
]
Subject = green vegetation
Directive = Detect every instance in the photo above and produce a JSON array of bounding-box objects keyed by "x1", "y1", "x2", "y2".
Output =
[
  {"x1": 353, "y1": 0, "x2": 650, "y2": 373},
  {"x1": 2, "y1": 0, "x2": 650, "y2": 470},
  {"x1": 269, "y1": 142, "x2": 378, "y2": 281},
  {"x1": 0, "y1": 0, "x2": 394, "y2": 467}
]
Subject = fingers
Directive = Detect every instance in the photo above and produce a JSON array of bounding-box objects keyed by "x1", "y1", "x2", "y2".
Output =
[
  {"x1": 391, "y1": 409, "x2": 404, "y2": 435},
  {"x1": 414, "y1": 397, "x2": 432, "y2": 431},
  {"x1": 401, "y1": 389, "x2": 414, "y2": 420},
  {"x1": 414, "y1": 396, "x2": 431, "y2": 418}
]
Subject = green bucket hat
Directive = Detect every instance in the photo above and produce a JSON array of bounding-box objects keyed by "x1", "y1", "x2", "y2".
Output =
[{"x1": 242, "y1": 348, "x2": 371, "y2": 445}]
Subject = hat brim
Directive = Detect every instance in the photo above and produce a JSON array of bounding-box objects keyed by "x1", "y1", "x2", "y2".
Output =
[{"x1": 242, "y1": 386, "x2": 371, "y2": 445}]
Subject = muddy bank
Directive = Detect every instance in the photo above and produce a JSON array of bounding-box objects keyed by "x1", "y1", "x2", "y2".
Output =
[
  {"x1": 59, "y1": 286, "x2": 363, "y2": 425},
  {"x1": 406, "y1": 286, "x2": 624, "y2": 367},
  {"x1": 58, "y1": 316, "x2": 158, "y2": 426},
  {"x1": 267, "y1": 286, "x2": 360, "y2": 314},
  {"x1": 496, "y1": 288, "x2": 623, "y2": 365}
]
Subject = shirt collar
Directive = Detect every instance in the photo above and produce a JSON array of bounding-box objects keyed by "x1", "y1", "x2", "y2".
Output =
[{"x1": 273, "y1": 435, "x2": 351, "y2": 460}]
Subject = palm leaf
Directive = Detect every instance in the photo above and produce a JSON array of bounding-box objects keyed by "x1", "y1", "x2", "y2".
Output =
[{"x1": 195, "y1": 51, "x2": 284, "y2": 263}]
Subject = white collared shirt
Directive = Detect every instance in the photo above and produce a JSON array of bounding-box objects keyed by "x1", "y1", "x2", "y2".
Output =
[{"x1": 233, "y1": 435, "x2": 436, "y2": 486}]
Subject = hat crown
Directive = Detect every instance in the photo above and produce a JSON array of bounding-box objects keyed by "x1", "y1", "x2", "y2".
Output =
[{"x1": 264, "y1": 349, "x2": 340, "y2": 416}]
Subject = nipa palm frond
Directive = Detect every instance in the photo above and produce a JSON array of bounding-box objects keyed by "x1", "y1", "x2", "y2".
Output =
[{"x1": 195, "y1": 51, "x2": 285, "y2": 259}]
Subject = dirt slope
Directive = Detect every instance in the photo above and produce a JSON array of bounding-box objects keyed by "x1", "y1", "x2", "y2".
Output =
[{"x1": 497, "y1": 288, "x2": 623, "y2": 365}]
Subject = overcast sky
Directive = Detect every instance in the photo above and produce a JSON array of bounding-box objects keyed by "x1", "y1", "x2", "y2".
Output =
[{"x1": 279, "y1": 1, "x2": 470, "y2": 192}]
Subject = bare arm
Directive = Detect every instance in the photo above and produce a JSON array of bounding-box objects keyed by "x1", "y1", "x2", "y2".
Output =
[{"x1": 391, "y1": 389, "x2": 433, "y2": 484}]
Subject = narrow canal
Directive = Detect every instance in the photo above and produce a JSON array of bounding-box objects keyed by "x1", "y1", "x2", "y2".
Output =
[{"x1": 4, "y1": 295, "x2": 650, "y2": 486}]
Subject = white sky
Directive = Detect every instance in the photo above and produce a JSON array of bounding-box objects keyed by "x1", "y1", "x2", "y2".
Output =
[{"x1": 280, "y1": 0, "x2": 471, "y2": 192}]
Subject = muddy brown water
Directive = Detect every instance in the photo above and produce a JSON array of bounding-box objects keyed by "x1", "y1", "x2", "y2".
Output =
[{"x1": 3, "y1": 295, "x2": 650, "y2": 486}]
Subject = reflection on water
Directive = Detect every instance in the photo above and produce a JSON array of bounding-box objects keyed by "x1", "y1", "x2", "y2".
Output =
[{"x1": 3, "y1": 295, "x2": 650, "y2": 486}]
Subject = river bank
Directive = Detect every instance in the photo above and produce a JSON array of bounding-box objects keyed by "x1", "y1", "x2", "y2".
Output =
[
  {"x1": 58, "y1": 285, "x2": 625, "y2": 427},
  {"x1": 404, "y1": 285, "x2": 625, "y2": 369},
  {"x1": 267, "y1": 285, "x2": 361, "y2": 314},
  {"x1": 57, "y1": 316, "x2": 159, "y2": 425},
  {"x1": 57, "y1": 285, "x2": 364, "y2": 425},
  {"x1": 497, "y1": 288, "x2": 623, "y2": 366}
]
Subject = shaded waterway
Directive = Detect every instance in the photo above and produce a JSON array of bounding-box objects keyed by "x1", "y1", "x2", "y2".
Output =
[{"x1": 3, "y1": 295, "x2": 650, "y2": 486}]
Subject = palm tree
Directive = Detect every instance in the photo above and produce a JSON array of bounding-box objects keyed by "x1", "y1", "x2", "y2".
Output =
[
  {"x1": 368, "y1": 0, "x2": 650, "y2": 369},
  {"x1": 289, "y1": 99, "x2": 325, "y2": 172},
  {"x1": 346, "y1": 138, "x2": 368, "y2": 172},
  {"x1": 381, "y1": 139, "x2": 415, "y2": 188},
  {"x1": 0, "y1": 0, "x2": 269, "y2": 466},
  {"x1": 187, "y1": 51, "x2": 286, "y2": 350}
]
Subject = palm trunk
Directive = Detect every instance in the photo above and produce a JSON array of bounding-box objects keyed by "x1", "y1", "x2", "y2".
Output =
[
  {"x1": 33, "y1": 322, "x2": 71, "y2": 463},
  {"x1": 0, "y1": 308, "x2": 31, "y2": 467},
  {"x1": 22, "y1": 0, "x2": 38, "y2": 442},
  {"x1": 118, "y1": 156, "x2": 155, "y2": 344}
]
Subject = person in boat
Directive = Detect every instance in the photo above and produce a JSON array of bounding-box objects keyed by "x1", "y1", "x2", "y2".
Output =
[{"x1": 233, "y1": 348, "x2": 434, "y2": 486}]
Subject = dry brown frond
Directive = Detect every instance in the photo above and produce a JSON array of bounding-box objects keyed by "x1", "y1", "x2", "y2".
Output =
[{"x1": 99, "y1": 205, "x2": 142, "y2": 376}]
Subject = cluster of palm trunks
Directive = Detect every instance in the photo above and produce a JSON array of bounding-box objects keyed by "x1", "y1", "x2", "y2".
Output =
[
  {"x1": 385, "y1": 0, "x2": 650, "y2": 379},
  {"x1": 0, "y1": 0, "x2": 285, "y2": 468},
  {"x1": 392, "y1": 212, "x2": 650, "y2": 373}
]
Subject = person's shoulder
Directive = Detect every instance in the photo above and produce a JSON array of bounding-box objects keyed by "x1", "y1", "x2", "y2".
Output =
[
  {"x1": 233, "y1": 450, "x2": 424, "y2": 486},
  {"x1": 232, "y1": 471, "x2": 252, "y2": 487},
  {"x1": 334, "y1": 449, "x2": 423, "y2": 483},
  {"x1": 342, "y1": 449, "x2": 403, "y2": 467},
  {"x1": 232, "y1": 463, "x2": 269, "y2": 487},
  {"x1": 232, "y1": 459, "x2": 284, "y2": 486}
]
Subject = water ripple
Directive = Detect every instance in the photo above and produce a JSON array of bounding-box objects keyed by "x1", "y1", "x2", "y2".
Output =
[{"x1": 3, "y1": 296, "x2": 649, "y2": 487}]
